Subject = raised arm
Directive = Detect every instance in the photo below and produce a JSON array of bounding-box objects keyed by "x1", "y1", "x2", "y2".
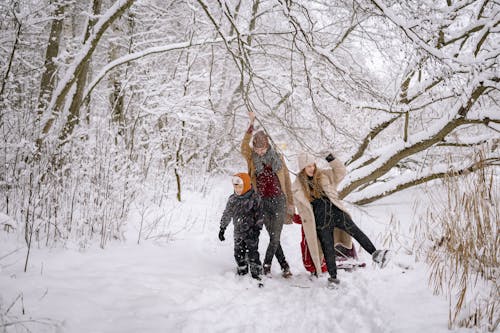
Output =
[
  {"x1": 240, "y1": 112, "x2": 255, "y2": 161},
  {"x1": 325, "y1": 153, "x2": 347, "y2": 184}
]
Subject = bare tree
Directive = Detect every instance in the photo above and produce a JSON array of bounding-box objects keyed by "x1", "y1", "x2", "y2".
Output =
[
  {"x1": 337, "y1": 0, "x2": 499, "y2": 204},
  {"x1": 1, "y1": 0, "x2": 497, "y2": 252},
  {"x1": 36, "y1": 1, "x2": 66, "y2": 117},
  {"x1": 195, "y1": 0, "x2": 499, "y2": 204},
  {"x1": 58, "y1": 0, "x2": 103, "y2": 145},
  {"x1": 36, "y1": 0, "x2": 135, "y2": 150}
]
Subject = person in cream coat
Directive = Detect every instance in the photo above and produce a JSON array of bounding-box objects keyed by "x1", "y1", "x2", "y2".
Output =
[{"x1": 292, "y1": 151, "x2": 389, "y2": 286}]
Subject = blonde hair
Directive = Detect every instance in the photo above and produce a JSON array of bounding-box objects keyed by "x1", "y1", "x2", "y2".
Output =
[{"x1": 298, "y1": 166, "x2": 324, "y2": 202}]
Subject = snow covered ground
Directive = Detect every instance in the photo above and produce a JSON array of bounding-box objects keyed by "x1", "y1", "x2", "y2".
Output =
[{"x1": 0, "y1": 177, "x2": 472, "y2": 333}]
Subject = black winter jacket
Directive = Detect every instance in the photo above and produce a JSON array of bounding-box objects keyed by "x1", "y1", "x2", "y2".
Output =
[{"x1": 220, "y1": 189, "x2": 264, "y2": 238}]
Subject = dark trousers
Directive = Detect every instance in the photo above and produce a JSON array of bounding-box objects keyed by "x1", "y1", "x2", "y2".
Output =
[
  {"x1": 262, "y1": 195, "x2": 288, "y2": 269},
  {"x1": 316, "y1": 205, "x2": 376, "y2": 278},
  {"x1": 234, "y1": 232, "x2": 262, "y2": 277}
]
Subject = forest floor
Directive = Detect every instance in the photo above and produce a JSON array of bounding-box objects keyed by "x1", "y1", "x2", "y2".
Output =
[{"x1": 0, "y1": 178, "x2": 471, "y2": 332}]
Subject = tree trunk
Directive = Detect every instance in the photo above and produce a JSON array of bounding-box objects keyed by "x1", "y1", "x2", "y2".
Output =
[
  {"x1": 37, "y1": 0, "x2": 136, "y2": 150},
  {"x1": 0, "y1": 20, "x2": 21, "y2": 104},
  {"x1": 36, "y1": 1, "x2": 66, "y2": 117},
  {"x1": 59, "y1": 0, "x2": 103, "y2": 145},
  {"x1": 175, "y1": 121, "x2": 185, "y2": 202},
  {"x1": 109, "y1": 10, "x2": 135, "y2": 138}
]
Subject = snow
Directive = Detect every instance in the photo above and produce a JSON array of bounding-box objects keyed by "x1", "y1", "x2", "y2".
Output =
[{"x1": 0, "y1": 178, "x2": 471, "y2": 333}]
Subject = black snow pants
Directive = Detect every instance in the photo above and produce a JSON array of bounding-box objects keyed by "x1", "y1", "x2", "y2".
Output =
[
  {"x1": 313, "y1": 197, "x2": 376, "y2": 278},
  {"x1": 262, "y1": 195, "x2": 289, "y2": 269},
  {"x1": 234, "y1": 230, "x2": 262, "y2": 277}
]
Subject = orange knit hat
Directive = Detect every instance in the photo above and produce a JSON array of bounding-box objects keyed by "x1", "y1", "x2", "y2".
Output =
[{"x1": 232, "y1": 172, "x2": 252, "y2": 195}]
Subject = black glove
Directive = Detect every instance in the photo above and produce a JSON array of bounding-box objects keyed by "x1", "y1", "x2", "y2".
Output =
[
  {"x1": 325, "y1": 153, "x2": 335, "y2": 162},
  {"x1": 218, "y1": 228, "x2": 226, "y2": 241}
]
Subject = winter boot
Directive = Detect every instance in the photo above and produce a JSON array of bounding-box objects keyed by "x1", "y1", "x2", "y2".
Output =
[
  {"x1": 335, "y1": 244, "x2": 358, "y2": 260},
  {"x1": 263, "y1": 264, "x2": 271, "y2": 276},
  {"x1": 237, "y1": 265, "x2": 249, "y2": 276},
  {"x1": 372, "y1": 249, "x2": 390, "y2": 268},
  {"x1": 281, "y1": 264, "x2": 292, "y2": 279},
  {"x1": 327, "y1": 276, "x2": 340, "y2": 289},
  {"x1": 252, "y1": 274, "x2": 264, "y2": 288}
]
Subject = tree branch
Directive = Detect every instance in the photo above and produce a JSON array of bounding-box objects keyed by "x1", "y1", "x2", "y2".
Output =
[
  {"x1": 37, "y1": 0, "x2": 136, "y2": 150},
  {"x1": 350, "y1": 157, "x2": 499, "y2": 205},
  {"x1": 347, "y1": 114, "x2": 401, "y2": 166},
  {"x1": 340, "y1": 84, "x2": 488, "y2": 198}
]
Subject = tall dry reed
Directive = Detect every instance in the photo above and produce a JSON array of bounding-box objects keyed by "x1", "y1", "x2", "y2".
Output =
[{"x1": 413, "y1": 153, "x2": 499, "y2": 331}]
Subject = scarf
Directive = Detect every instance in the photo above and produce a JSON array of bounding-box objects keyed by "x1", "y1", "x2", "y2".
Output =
[{"x1": 252, "y1": 147, "x2": 282, "y2": 175}]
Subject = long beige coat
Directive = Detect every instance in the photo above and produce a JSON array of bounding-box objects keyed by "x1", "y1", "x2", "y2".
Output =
[
  {"x1": 292, "y1": 158, "x2": 353, "y2": 274},
  {"x1": 241, "y1": 130, "x2": 294, "y2": 221}
]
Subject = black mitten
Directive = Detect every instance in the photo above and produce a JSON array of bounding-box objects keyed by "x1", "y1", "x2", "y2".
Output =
[
  {"x1": 325, "y1": 153, "x2": 335, "y2": 162},
  {"x1": 218, "y1": 228, "x2": 226, "y2": 241}
]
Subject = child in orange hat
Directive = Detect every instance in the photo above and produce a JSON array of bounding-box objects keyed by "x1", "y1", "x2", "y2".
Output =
[{"x1": 219, "y1": 172, "x2": 264, "y2": 284}]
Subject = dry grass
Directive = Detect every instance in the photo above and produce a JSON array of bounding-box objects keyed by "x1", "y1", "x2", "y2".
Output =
[{"x1": 413, "y1": 153, "x2": 499, "y2": 331}]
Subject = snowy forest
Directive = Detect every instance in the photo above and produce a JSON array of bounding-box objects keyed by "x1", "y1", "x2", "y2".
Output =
[{"x1": 0, "y1": 0, "x2": 498, "y2": 332}]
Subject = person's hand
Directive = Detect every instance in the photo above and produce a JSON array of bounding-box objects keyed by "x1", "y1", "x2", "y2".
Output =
[
  {"x1": 325, "y1": 153, "x2": 335, "y2": 162},
  {"x1": 318, "y1": 149, "x2": 335, "y2": 162},
  {"x1": 248, "y1": 111, "x2": 256, "y2": 125},
  {"x1": 218, "y1": 228, "x2": 225, "y2": 241}
]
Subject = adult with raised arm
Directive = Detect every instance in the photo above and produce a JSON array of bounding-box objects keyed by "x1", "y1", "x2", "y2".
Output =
[
  {"x1": 241, "y1": 111, "x2": 294, "y2": 278},
  {"x1": 292, "y1": 151, "x2": 390, "y2": 287}
]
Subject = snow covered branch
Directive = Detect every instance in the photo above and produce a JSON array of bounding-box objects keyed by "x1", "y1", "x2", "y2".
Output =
[
  {"x1": 347, "y1": 114, "x2": 401, "y2": 166},
  {"x1": 82, "y1": 37, "x2": 229, "y2": 104},
  {"x1": 348, "y1": 155, "x2": 500, "y2": 205},
  {"x1": 37, "y1": 0, "x2": 135, "y2": 148},
  {"x1": 334, "y1": 0, "x2": 499, "y2": 203},
  {"x1": 340, "y1": 84, "x2": 489, "y2": 198}
]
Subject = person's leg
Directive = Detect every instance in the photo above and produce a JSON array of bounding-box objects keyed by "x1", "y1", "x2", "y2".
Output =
[
  {"x1": 262, "y1": 198, "x2": 273, "y2": 273},
  {"x1": 316, "y1": 225, "x2": 338, "y2": 278},
  {"x1": 263, "y1": 196, "x2": 288, "y2": 269},
  {"x1": 271, "y1": 195, "x2": 289, "y2": 270},
  {"x1": 331, "y1": 206, "x2": 376, "y2": 255},
  {"x1": 246, "y1": 231, "x2": 262, "y2": 278},
  {"x1": 234, "y1": 237, "x2": 248, "y2": 275}
]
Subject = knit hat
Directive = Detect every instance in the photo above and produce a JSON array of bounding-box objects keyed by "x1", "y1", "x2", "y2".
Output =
[
  {"x1": 232, "y1": 172, "x2": 251, "y2": 195},
  {"x1": 252, "y1": 131, "x2": 269, "y2": 149},
  {"x1": 297, "y1": 151, "x2": 316, "y2": 172}
]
